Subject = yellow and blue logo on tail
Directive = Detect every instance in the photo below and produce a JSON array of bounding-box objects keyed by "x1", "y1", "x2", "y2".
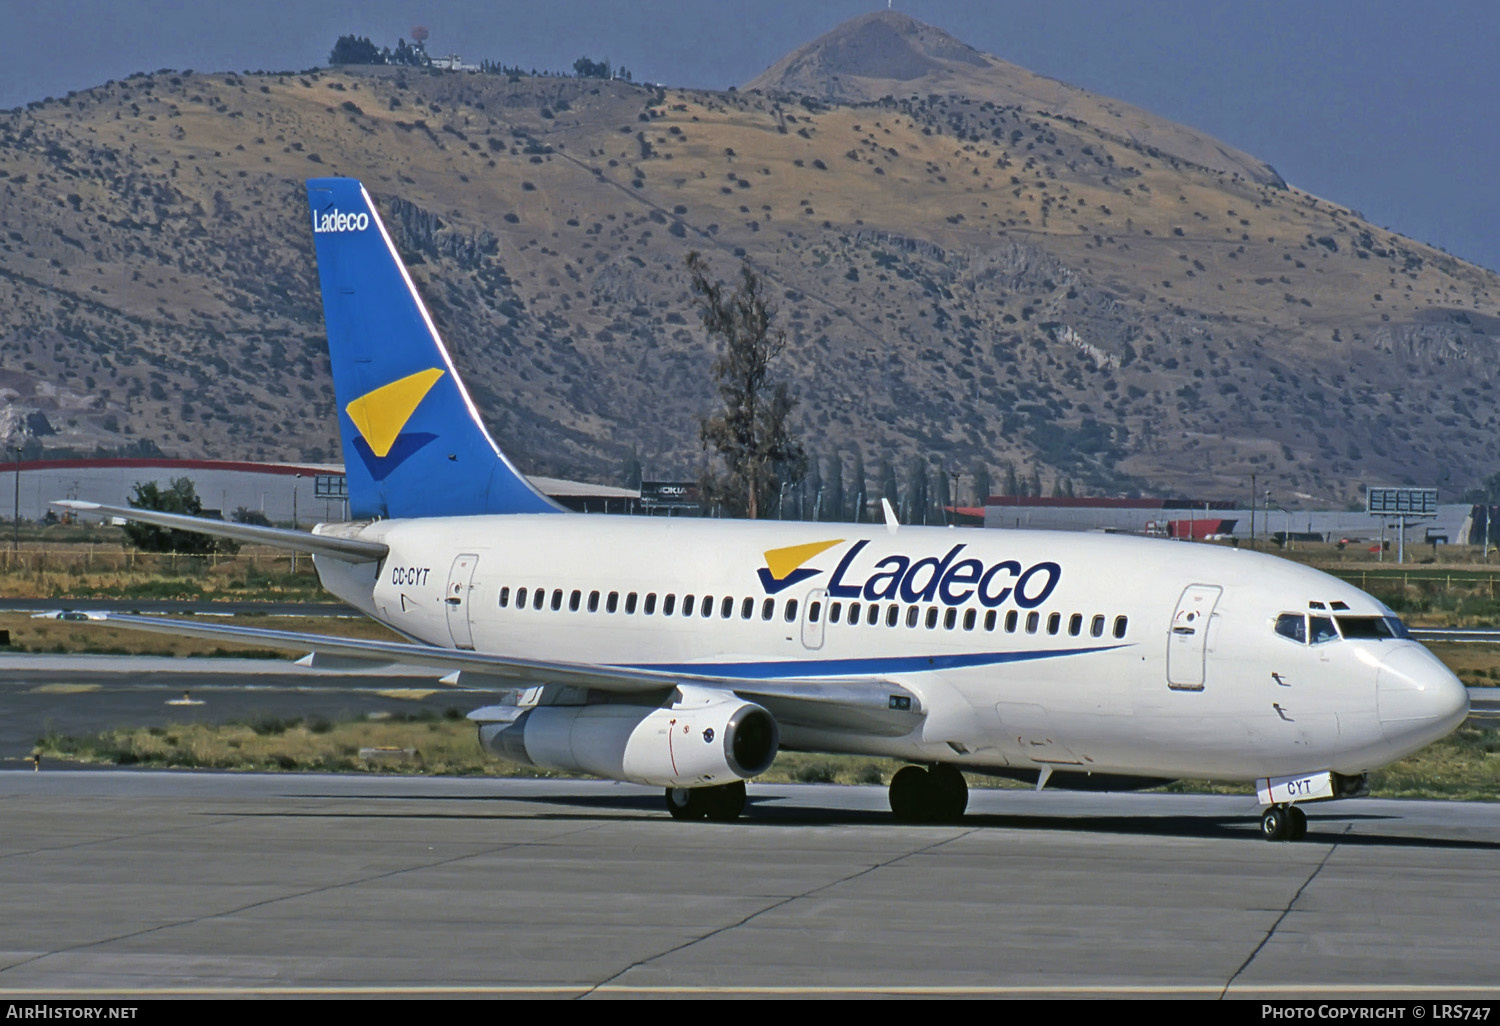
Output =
[{"x1": 305, "y1": 178, "x2": 561, "y2": 519}]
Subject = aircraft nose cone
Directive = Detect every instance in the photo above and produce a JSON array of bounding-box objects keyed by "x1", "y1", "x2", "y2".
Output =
[{"x1": 1376, "y1": 646, "x2": 1468, "y2": 745}]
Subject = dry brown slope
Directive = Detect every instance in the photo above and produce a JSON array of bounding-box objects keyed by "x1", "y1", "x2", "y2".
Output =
[
  {"x1": 744, "y1": 10, "x2": 1284, "y2": 188},
  {"x1": 1, "y1": 64, "x2": 1497, "y2": 504}
]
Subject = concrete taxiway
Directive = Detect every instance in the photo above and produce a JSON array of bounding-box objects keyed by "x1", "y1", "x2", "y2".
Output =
[{"x1": 0, "y1": 772, "x2": 1497, "y2": 998}]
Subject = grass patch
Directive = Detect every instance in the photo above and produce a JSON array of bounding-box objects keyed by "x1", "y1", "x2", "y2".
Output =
[
  {"x1": 1366, "y1": 725, "x2": 1500, "y2": 800},
  {"x1": 32, "y1": 718, "x2": 1500, "y2": 800},
  {"x1": 0, "y1": 612, "x2": 402, "y2": 658}
]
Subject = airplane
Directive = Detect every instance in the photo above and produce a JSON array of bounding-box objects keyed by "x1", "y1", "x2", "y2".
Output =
[{"x1": 55, "y1": 177, "x2": 1470, "y2": 841}]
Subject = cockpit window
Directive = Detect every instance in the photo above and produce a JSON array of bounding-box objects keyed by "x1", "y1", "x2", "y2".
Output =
[
  {"x1": 1309, "y1": 616, "x2": 1338, "y2": 645},
  {"x1": 1274, "y1": 613, "x2": 1306, "y2": 644},
  {"x1": 1336, "y1": 616, "x2": 1409, "y2": 640}
]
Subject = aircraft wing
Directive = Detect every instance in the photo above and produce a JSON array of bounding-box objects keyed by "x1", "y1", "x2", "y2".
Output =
[
  {"x1": 69, "y1": 613, "x2": 924, "y2": 735},
  {"x1": 53, "y1": 501, "x2": 388, "y2": 563}
]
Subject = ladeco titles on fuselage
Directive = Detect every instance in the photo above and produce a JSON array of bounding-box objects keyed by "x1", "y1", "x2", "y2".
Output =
[
  {"x1": 389, "y1": 540, "x2": 1060, "y2": 610},
  {"x1": 763, "y1": 539, "x2": 1060, "y2": 608}
]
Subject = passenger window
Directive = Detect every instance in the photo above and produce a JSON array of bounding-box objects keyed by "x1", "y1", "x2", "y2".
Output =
[
  {"x1": 849, "y1": 602, "x2": 861, "y2": 625},
  {"x1": 1026, "y1": 611, "x2": 1039, "y2": 634},
  {"x1": 721, "y1": 596, "x2": 733, "y2": 619},
  {"x1": 925, "y1": 607, "x2": 938, "y2": 629},
  {"x1": 1274, "y1": 613, "x2": 1306, "y2": 644},
  {"x1": 984, "y1": 610, "x2": 996, "y2": 631},
  {"x1": 499, "y1": 587, "x2": 510, "y2": 608},
  {"x1": 644, "y1": 593, "x2": 657, "y2": 615},
  {"x1": 664, "y1": 594, "x2": 677, "y2": 616},
  {"x1": 886, "y1": 604, "x2": 900, "y2": 627},
  {"x1": 1113, "y1": 615, "x2": 1128, "y2": 639},
  {"x1": 681, "y1": 594, "x2": 693, "y2": 617},
  {"x1": 906, "y1": 606, "x2": 920, "y2": 628},
  {"x1": 1005, "y1": 610, "x2": 1018, "y2": 633},
  {"x1": 700, "y1": 595, "x2": 713, "y2": 618},
  {"x1": 963, "y1": 609, "x2": 976, "y2": 631},
  {"x1": 587, "y1": 590, "x2": 599, "y2": 613},
  {"x1": 829, "y1": 601, "x2": 841, "y2": 623},
  {"x1": 809, "y1": 601, "x2": 822, "y2": 624},
  {"x1": 533, "y1": 589, "x2": 545, "y2": 611},
  {"x1": 1091, "y1": 614, "x2": 1105, "y2": 638},
  {"x1": 606, "y1": 592, "x2": 619, "y2": 613},
  {"x1": 550, "y1": 589, "x2": 563, "y2": 612},
  {"x1": 1068, "y1": 613, "x2": 1082, "y2": 637},
  {"x1": 1310, "y1": 616, "x2": 1339, "y2": 645},
  {"x1": 762, "y1": 598, "x2": 775, "y2": 621},
  {"x1": 944, "y1": 608, "x2": 957, "y2": 630},
  {"x1": 742, "y1": 597, "x2": 754, "y2": 620},
  {"x1": 1047, "y1": 612, "x2": 1061, "y2": 635},
  {"x1": 569, "y1": 590, "x2": 581, "y2": 612},
  {"x1": 785, "y1": 599, "x2": 799, "y2": 622},
  {"x1": 625, "y1": 592, "x2": 638, "y2": 614},
  {"x1": 516, "y1": 587, "x2": 527, "y2": 608}
]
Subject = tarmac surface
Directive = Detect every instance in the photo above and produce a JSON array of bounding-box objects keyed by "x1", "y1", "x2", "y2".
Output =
[
  {"x1": 0, "y1": 771, "x2": 1498, "y2": 998},
  {"x1": 0, "y1": 654, "x2": 468, "y2": 760}
]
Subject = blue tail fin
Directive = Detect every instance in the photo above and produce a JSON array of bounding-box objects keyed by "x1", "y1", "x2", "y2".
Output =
[{"x1": 305, "y1": 178, "x2": 562, "y2": 519}]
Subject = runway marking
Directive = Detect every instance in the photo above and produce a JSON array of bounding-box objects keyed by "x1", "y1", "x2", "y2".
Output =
[
  {"x1": 28, "y1": 683, "x2": 101, "y2": 693},
  {"x1": 376, "y1": 688, "x2": 441, "y2": 700},
  {"x1": 3, "y1": 984, "x2": 1499, "y2": 997}
]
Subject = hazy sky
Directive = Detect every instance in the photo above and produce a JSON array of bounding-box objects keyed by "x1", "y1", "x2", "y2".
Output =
[{"x1": 7, "y1": 1, "x2": 1498, "y2": 272}]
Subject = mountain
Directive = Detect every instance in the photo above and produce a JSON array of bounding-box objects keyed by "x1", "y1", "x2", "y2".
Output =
[
  {"x1": 744, "y1": 11, "x2": 1284, "y2": 188},
  {"x1": 0, "y1": 15, "x2": 1497, "y2": 506}
]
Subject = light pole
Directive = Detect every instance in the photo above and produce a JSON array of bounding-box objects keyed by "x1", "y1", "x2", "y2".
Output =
[
  {"x1": 291, "y1": 473, "x2": 302, "y2": 573},
  {"x1": 1250, "y1": 473, "x2": 1257, "y2": 549},
  {"x1": 11, "y1": 445, "x2": 21, "y2": 556}
]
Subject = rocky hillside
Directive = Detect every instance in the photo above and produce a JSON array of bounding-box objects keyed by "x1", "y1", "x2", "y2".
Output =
[
  {"x1": 1, "y1": 12, "x2": 1496, "y2": 505},
  {"x1": 746, "y1": 11, "x2": 1284, "y2": 188}
]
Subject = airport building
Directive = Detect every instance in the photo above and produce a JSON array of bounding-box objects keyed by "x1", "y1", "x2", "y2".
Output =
[
  {"x1": 5, "y1": 458, "x2": 638, "y2": 525},
  {"x1": 968, "y1": 496, "x2": 1483, "y2": 551},
  {"x1": 8, "y1": 457, "x2": 1491, "y2": 552}
]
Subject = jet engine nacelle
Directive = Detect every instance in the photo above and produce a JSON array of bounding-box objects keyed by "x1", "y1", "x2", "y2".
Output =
[{"x1": 478, "y1": 689, "x2": 779, "y2": 787}]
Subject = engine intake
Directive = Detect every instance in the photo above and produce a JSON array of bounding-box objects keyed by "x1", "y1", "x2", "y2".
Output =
[{"x1": 479, "y1": 689, "x2": 779, "y2": 788}]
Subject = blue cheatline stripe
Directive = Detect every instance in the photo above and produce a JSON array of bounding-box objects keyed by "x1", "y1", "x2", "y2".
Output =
[{"x1": 621, "y1": 644, "x2": 1128, "y2": 680}]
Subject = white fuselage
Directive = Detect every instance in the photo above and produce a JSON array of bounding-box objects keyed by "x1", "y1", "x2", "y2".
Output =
[{"x1": 313, "y1": 516, "x2": 1468, "y2": 782}]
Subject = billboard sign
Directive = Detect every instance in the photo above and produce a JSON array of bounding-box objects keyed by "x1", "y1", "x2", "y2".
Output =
[
  {"x1": 640, "y1": 481, "x2": 700, "y2": 511},
  {"x1": 1366, "y1": 487, "x2": 1438, "y2": 518}
]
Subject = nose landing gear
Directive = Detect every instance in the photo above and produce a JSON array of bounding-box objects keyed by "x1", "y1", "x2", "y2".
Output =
[{"x1": 1260, "y1": 803, "x2": 1308, "y2": 841}]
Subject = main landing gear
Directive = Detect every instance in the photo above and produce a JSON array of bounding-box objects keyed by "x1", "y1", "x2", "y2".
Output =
[
  {"x1": 889, "y1": 764, "x2": 969, "y2": 823},
  {"x1": 1260, "y1": 803, "x2": 1308, "y2": 842},
  {"x1": 664, "y1": 780, "x2": 747, "y2": 821}
]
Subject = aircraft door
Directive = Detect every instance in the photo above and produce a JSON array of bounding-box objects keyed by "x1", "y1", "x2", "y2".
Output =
[
  {"x1": 801, "y1": 589, "x2": 828, "y2": 650},
  {"x1": 445, "y1": 553, "x2": 480, "y2": 650},
  {"x1": 1167, "y1": 584, "x2": 1222, "y2": 690}
]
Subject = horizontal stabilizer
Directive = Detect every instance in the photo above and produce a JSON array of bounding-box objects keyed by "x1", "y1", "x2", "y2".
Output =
[{"x1": 53, "y1": 500, "x2": 388, "y2": 563}]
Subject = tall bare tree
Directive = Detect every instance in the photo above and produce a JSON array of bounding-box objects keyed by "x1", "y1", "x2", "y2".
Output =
[{"x1": 689, "y1": 252, "x2": 805, "y2": 518}]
